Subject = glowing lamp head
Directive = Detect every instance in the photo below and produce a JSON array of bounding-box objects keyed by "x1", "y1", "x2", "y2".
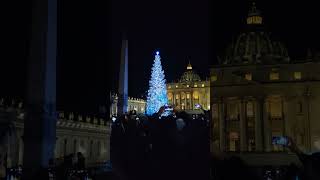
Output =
[
  {"x1": 156, "y1": 51, "x2": 159, "y2": 55},
  {"x1": 112, "y1": 116, "x2": 116, "y2": 122}
]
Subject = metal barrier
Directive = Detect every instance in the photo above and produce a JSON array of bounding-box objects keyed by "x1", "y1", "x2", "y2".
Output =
[
  {"x1": 6, "y1": 167, "x2": 22, "y2": 180},
  {"x1": 5, "y1": 167, "x2": 92, "y2": 180}
]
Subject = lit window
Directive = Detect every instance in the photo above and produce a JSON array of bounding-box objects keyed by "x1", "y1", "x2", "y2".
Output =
[
  {"x1": 186, "y1": 94, "x2": 190, "y2": 99},
  {"x1": 168, "y1": 86, "x2": 171, "y2": 89},
  {"x1": 193, "y1": 91, "x2": 199, "y2": 99},
  {"x1": 186, "y1": 85, "x2": 189, "y2": 87},
  {"x1": 176, "y1": 85, "x2": 178, "y2": 88},
  {"x1": 202, "y1": 84, "x2": 205, "y2": 87},
  {"x1": 181, "y1": 93, "x2": 185, "y2": 99},
  {"x1": 294, "y1": 72, "x2": 301, "y2": 80},
  {"x1": 211, "y1": 75, "x2": 217, "y2": 82},
  {"x1": 194, "y1": 84, "x2": 198, "y2": 87},
  {"x1": 270, "y1": 72, "x2": 279, "y2": 80},
  {"x1": 245, "y1": 73, "x2": 252, "y2": 81}
]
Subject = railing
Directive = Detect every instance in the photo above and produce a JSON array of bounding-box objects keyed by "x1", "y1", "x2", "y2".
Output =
[
  {"x1": 6, "y1": 167, "x2": 22, "y2": 180},
  {"x1": 5, "y1": 167, "x2": 92, "y2": 180}
]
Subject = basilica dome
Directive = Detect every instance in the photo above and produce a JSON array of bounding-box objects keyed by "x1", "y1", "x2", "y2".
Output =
[
  {"x1": 179, "y1": 62, "x2": 201, "y2": 82},
  {"x1": 223, "y1": 2, "x2": 290, "y2": 65}
]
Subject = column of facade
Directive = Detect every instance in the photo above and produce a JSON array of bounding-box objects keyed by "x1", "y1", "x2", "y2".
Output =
[
  {"x1": 54, "y1": 137, "x2": 58, "y2": 158},
  {"x1": 191, "y1": 91, "x2": 194, "y2": 110},
  {"x1": 219, "y1": 98, "x2": 226, "y2": 151},
  {"x1": 172, "y1": 92, "x2": 175, "y2": 106},
  {"x1": 189, "y1": 92, "x2": 192, "y2": 110},
  {"x1": 184, "y1": 93, "x2": 187, "y2": 109},
  {"x1": 303, "y1": 90, "x2": 312, "y2": 151},
  {"x1": 282, "y1": 97, "x2": 289, "y2": 136},
  {"x1": 264, "y1": 99, "x2": 272, "y2": 152},
  {"x1": 240, "y1": 98, "x2": 247, "y2": 151},
  {"x1": 254, "y1": 97, "x2": 264, "y2": 151},
  {"x1": 179, "y1": 92, "x2": 182, "y2": 109},
  {"x1": 18, "y1": 136, "x2": 24, "y2": 165}
]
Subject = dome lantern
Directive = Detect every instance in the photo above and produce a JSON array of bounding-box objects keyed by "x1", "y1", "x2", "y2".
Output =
[
  {"x1": 246, "y1": 2, "x2": 263, "y2": 25},
  {"x1": 179, "y1": 61, "x2": 201, "y2": 83}
]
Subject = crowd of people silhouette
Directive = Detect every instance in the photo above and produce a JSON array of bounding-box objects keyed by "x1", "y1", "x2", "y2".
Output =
[{"x1": 110, "y1": 105, "x2": 320, "y2": 180}]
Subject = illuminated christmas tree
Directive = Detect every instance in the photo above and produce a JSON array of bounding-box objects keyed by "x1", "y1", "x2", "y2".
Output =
[{"x1": 146, "y1": 51, "x2": 168, "y2": 115}]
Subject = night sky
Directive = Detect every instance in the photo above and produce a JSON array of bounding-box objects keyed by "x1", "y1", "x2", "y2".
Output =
[{"x1": 1, "y1": 0, "x2": 319, "y2": 114}]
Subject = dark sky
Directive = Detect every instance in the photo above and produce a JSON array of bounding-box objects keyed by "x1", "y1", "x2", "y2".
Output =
[{"x1": 1, "y1": 0, "x2": 319, "y2": 114}]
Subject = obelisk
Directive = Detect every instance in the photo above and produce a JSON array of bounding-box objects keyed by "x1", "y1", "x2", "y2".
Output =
[
  {"x1": 22, "y1": 0, "x2": 57, "y2": 178},
  {"x1": 117, "y1": 36, "x2": 128, "y2": 115}
]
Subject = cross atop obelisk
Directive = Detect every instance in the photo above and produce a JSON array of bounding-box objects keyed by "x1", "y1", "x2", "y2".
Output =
[{"x1": 117, "y1": 34, "x2": 128, "y2": 115}]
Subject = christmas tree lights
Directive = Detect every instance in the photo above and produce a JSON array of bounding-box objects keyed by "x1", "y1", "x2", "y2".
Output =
[{"x1": 146, "y1": 51, "x2": 168, "y2": 115}]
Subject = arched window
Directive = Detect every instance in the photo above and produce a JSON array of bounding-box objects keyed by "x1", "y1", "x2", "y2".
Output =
[
  {"x1": 246, "y1": 102, "x2": 254, "y2": 117},
  {"x1": 228, "y1": 132, "x2": 240, "y2": 152},
  {"x1": 269, "y1": 98, "x2": 282, "y2": 118},
  {"x1": 181, "y1": 92, "x2": 185, "y2": 100}
]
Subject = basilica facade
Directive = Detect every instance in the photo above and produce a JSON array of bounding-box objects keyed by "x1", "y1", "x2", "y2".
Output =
[
  {"x1": 209, "y1": 3, "x2": 320, "y2": 166},
  {"x1": 167, "y1": 62, "x2": 210, "y2": 113},
  {"x1": 167, "y1": 2, "x2": 320, "y2": 167}
]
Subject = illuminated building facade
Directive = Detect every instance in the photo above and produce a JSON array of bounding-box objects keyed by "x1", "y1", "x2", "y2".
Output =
[
  {"x1": 167, "y1": 62, "x2": 210, "y2": 112},
  {"x1": 110, "y1": 94, "x2": 146, "y2": 115},
  {"x1": 0, "y1": 99, "x2": 110, "y2": 168},
  {"x1": 210, "y1": 2, "x2": 320, "y2": 166}
]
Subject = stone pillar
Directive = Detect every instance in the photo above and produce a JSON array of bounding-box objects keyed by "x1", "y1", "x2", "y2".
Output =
[
  {"x1": 303, "y1": 88, "x2": 312, "y2": 152},
  {"x1": 282, "y1": 97, "x2": 290, "y2": 136},
  {"x1": 18, "y1": 137, "x2": 24, "y2": 165},
  {"x1": 179, "y1": 92, "x2": 182, "y2": 109},
  {"x1": 184, "y1": 93, "x2": 187, "y2": 110},
  {"x1": 255, "y1": 97, "x2": 264, "y2": 152},
  {"x1": 117, "y1": 38, "x2": 128, "y2": 115},
  {"x1": 188, "y1": 93, "x2": 191, "y2": 109},
  {"x1": 240, "y1": 99, "x2": 247, "y2": 151},
  {"x1": 54, "y1": 137, "x2": 59, "y2": 158},
  {"x1": 219, "y1": 98, "x2": 226, "y2": 151},
  {"x1": 264, "y1": 100, "x2": 271, "y2": 152},
  {"x1": 23, "y1": 0, "x2": 57, "y2": 178},
  {"x1": 172, "y1": 92, "x2": 175, "y2": 106},
  {"x1": 191, "y1": 92, "x2": 194, "y2": 110}
]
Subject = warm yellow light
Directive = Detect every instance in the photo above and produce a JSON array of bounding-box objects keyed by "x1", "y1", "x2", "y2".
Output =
[
  {"x1": 270, "y1": 72, "x2": 279, "y2": 80},
  {"x1": 168, "y1": 86, "x2": 171, "y2": 89},
  {"x1": 187, "y1": 94, "x2": 190, "y2": 99},
  {"x1": 211, "y1": 75, "x2": 217, "y2": 82},
  {"x1": 247, "y1": 16, "x2": 262, "y2": 25},
  {"x1": 202, "y1": 84, "x2": 205, "y2": 87},
  {"x1": 245, "y1": 73, "x2": 252, "y2": 81},
  {"x1": 193, "y1": 92, "x2": 199, "y2": 99},
  {"x1": 176, "y1": 85, "x2": 178, "y2": 88},
  {"x1": 194, "y1": 84, "x2": 198, "y2": 87},
  {"x1": 187, "y1": 85, "x2": 189, "y2": 87},
  {"x1": 294, "y1": 72, "x2": 301, "y2": 80}
]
